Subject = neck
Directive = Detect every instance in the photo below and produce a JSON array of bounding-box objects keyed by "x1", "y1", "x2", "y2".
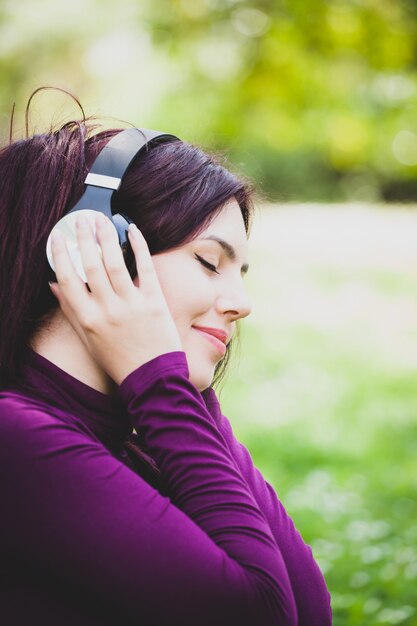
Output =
[{"x1": 30, "y1": 310, "x2": 119, "y2": 398}]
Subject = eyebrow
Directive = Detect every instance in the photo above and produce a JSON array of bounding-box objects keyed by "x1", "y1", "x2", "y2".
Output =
[{"x1": 198, "y1": 236, "x2": 249, "y2": 275}]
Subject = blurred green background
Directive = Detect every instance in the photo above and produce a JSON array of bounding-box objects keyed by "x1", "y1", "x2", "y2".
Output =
[
  {"x1": 220, "y1": 204, "x2": 417, "y2": 626},
  {"x1": 1, "y1": 1, "x2": 417, "y2": 624},
  {"x1": 1, "y1": 0, "x2": 417, "y2": 201}
]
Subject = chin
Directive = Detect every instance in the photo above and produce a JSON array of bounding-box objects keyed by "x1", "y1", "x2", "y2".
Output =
[{"x1": 188, "y1": 363, "x2": 216, "y2": 392}]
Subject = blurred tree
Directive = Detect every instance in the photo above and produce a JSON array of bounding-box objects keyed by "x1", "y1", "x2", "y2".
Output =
[{"x1": 1, "y1": 0, "x2": 417, "y2": 200}]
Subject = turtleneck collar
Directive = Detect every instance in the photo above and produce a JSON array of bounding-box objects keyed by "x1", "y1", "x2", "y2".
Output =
[{"x1": 17, "y1": 347, "x2": 133, "y2": 450}]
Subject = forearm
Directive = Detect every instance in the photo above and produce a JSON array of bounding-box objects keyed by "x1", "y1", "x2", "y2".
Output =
[{"x1": 119, "y1": 352, "x2": 298, "y2": 625}]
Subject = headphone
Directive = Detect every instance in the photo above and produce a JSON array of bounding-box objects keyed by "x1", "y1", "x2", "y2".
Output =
[{"x1": 46, "y1": 128, "x2": 179, "y2": 283}]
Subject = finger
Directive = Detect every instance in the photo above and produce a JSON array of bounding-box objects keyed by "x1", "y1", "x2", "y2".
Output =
[
  {"x1": 127, "y1": 225, "x2": 159, "y2": 294},
  {"x1": 48, "y1": 281, "x2": 89, "y2": 346},
  {"x1": 75, "y1": 214, "x2": 115, "y2": 301},
  {"x1": 51, "y1": 228, "x2": 91, "y2": 308},
  {"x1": 95, "y1": 214, "x2": 135, "y2": 299}
]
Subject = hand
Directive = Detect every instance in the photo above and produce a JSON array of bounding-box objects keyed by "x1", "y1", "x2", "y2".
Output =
[{"x1": 49, "y1": 213, "x2": 183, "y2": 385}]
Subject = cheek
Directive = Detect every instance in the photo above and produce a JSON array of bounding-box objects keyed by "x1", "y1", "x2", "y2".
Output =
[
  {"x1": 144, "y1": 256, "x2": 221, "y2": 386},
  {"x1": 151, "y1": 257, "x2": 197, "y2": 322},
  {"x1": 146, "y1": 254, "x2": 215, "y2": 332},
  {"x1": 157, "y1": 272, "x2": 187, "y2": 310}
]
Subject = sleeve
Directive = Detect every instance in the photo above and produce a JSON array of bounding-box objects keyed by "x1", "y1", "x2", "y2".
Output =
[
  {"x1": 203, "y1": 387, "x2": 333, "y2": 626},
  {"x1": 0, "y1": 352, "x2": 298, "y2": 626}
]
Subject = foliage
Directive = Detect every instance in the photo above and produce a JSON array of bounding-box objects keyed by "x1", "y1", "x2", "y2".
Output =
[{"x1": 1, "y1": 0, "x2": 417, "y2": 200}]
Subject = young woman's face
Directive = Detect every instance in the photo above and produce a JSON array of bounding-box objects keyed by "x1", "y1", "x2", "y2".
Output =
[{"x1": 134, "y1": 199, "x2": 252, "y2": 391}]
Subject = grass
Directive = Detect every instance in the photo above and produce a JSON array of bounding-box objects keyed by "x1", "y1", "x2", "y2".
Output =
[{"x1": 217, "y1": 204, "x2": 417, "y2": 626}]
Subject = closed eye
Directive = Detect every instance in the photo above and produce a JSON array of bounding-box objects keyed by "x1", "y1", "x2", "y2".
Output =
[{"x1": 195, "y1": 254, "x2": 220, "y2": 274}]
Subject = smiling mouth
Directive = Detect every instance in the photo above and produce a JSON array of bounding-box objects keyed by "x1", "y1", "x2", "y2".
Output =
[{"x1": 193, "y1": 327, "x2": 227, "y2": 356}]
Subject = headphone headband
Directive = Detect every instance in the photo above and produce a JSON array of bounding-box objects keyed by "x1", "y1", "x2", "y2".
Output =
[{"x1": 68, "y1": 128, "x2": 179, "y2": 217}]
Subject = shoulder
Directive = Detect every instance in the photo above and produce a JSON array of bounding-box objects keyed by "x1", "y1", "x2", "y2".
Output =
[
  {"x1": 0, "y1": 390, "x2": 94, "y2": 452},
  {"x1": 0, "y1": 390, "x2": 53, "y2": 427},
  {"x1": 0, "y1": 389, "x2": 77, "y2": 425}
]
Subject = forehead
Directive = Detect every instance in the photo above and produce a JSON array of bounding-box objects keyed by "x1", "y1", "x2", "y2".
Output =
[{"x1": 198, "y1": 199, "x2": 247, "y2": 243}]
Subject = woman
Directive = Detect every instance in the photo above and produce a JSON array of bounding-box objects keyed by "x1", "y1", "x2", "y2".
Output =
[{"x1": 0, "y1": 109, "x2": 332, "y2": 625}]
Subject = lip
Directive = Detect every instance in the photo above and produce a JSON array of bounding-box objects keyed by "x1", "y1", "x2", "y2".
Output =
[{"x1": 193, "y1": 326, "x2": 227, "y2": 356}]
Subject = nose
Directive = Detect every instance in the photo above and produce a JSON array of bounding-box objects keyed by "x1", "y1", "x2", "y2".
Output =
[{"x1": 216, "y1": 281, "x2": 252, "y2": 322}]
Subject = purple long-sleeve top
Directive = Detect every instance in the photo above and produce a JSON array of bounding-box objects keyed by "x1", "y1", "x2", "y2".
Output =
[{"x1": 0, "y1": 348, "x2": 332, "y2": 625}]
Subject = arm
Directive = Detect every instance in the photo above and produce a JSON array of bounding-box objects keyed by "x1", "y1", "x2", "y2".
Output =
[
  {"x1": 203, "y1": 387, "x2": 332, "y2": 626},
  {"x1": 0, "y1": 352, "x2": 298, "y2": 626}
]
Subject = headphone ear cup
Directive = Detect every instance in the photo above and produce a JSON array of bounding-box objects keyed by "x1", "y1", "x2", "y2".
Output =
[
  {"x1": 46, "y1": 209, "x2": 137, "y2": 283},
  {"x1": 46, "y1": 209, "x2": 103, "y2": 283}
]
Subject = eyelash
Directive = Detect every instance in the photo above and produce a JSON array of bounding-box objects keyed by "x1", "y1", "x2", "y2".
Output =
[{"x1": 195, "y1": 254, "x2": 220, "y2": 274}]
